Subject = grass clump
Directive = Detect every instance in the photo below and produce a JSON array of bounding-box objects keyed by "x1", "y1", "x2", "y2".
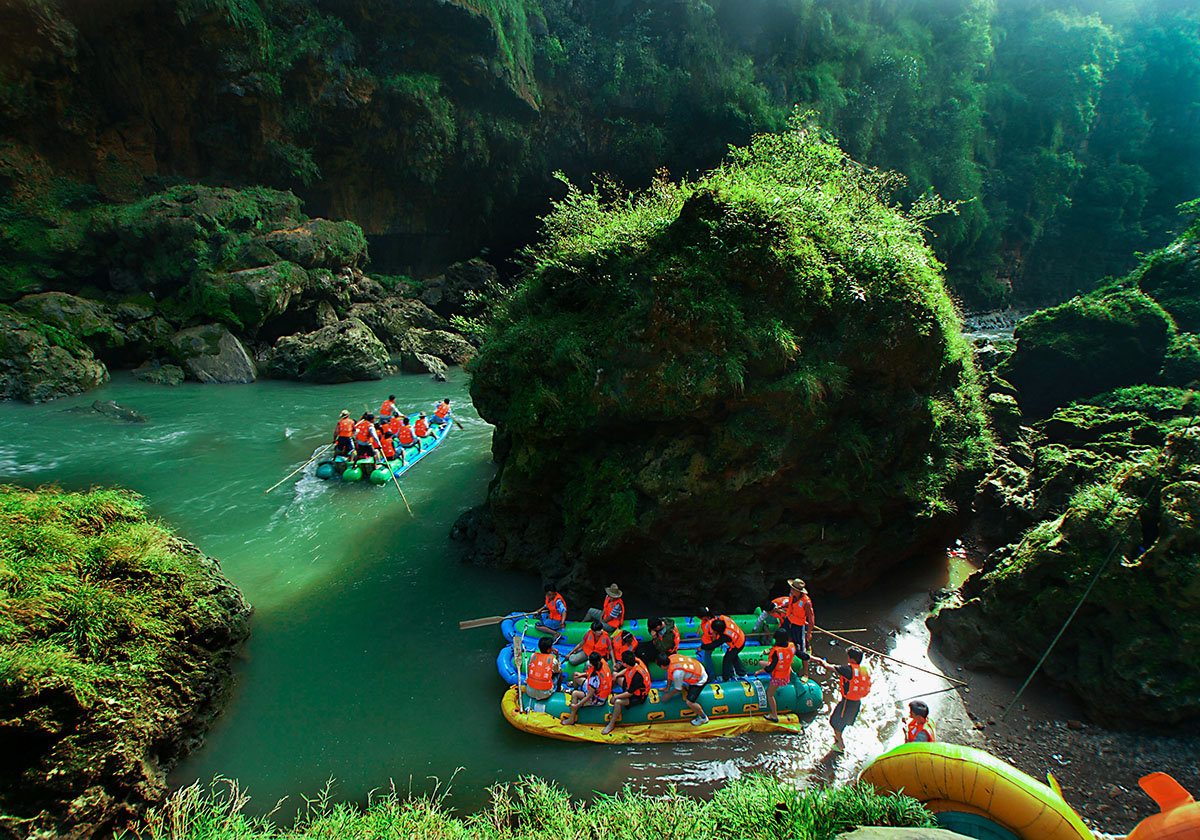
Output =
[{"x1": 126, "y1": 776, "x2": 933, "y2": 840}]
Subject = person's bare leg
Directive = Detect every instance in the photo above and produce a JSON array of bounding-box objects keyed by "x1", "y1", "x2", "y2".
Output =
[
  {"x1": 765, "y1": 684, "x2": 779, "y2": 721},
  {"x1": 601, "y1": 697, "x2": 627, "y2": 735},
  {"x1": 562, "y1": 691, "x2": 586, "y2": 725}
]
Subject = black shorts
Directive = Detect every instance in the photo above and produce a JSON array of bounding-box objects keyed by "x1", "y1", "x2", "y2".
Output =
[
  {"x1": 355, "y1": 442, "x2": 373, "y2": 457},
  {"x1": 685, "y1": 680, "x2": 706, "y2": 703},
  {"x1": 627, "y1": 693, "x2": 647, "y2": 707},
  {"x1": 830, "y1": 698, "x2": 861, "y2": 732},
  {"x1": 336, "y1": 435, "x2": 352, "y2": 452}
]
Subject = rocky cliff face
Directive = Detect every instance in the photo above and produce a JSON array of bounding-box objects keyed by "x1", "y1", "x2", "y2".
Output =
[
  {"x1": 934, "y1": 224, "x2": 1200, "y2": 725},
  {"x1": 0, "y1": 184, "x2": 476, "y2": 400},
  {"x1": 456, "y1": 127, "x2": 990, "y2": 606}
]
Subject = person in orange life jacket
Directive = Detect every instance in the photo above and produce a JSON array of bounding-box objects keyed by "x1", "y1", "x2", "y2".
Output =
[
  {"x1": 379, "y1": 395, "x2": 397, "y2": 423},
  {"x1": 585, "y1": 583, "x2": 624, "y2": 629},
  {"x1": 753, "y1": 594, "x2": 791, "y2": 634},
  {"x1": 611, "y1": 629, "x2": 637, "y2": 674},
  {"x1": 602, "y1": 650, "x2": 651, "y2": 735},
  {"x1": 703, "y1": 617, "x2": 748, "y2": 681},
  {"x1": 809, "y1": 647, "x2": 871, "y2": 753},
  {"x1": 783, "y1": 578, "x2": 815, "y2": 675},
  {"x1": 353, "y1": 414, "x2": 377, "y2": 459},
  {"x1": 658, "y1": 652, "x2": 710, "y2": 726},
  {"x1": 561, "y1": 652, "x2": 613, "y2": 726},
  {"x1": 567, "y1": 620, "x2": 613, "y2": 668},
  {"x1": 429, "y1": 398, "x2": 452, "y2": 427},
  {"x1": 904, "y1": 700, "x2": 936, "y2": 743},
  {"x1": 696, "y1": 607, "x2": 722, "y2": 675},
  {"x1": 384, "y1": 414, "x2": 401, "y2": 437},
  {"x1": 414, "y1": 413, "x2": 430, "y2": 439},
  {"x1": 521, "y1": 635, "x2": 562, "y2": 703},
  {"x1": 535, "y1": 583, "x2": 567, "y2": 638},
  {"x1": 378, "y1": 428, "x2": 397, "y2": 462},
  {"x1": 755, "y1": 628, "x2": 805, "y2": 722},
  {"x1": 394, "y1": 416, "x2": 417, "y2": 454},
  {"x1": 333, "y1": 409, "x2": 354, "y2": 456}
]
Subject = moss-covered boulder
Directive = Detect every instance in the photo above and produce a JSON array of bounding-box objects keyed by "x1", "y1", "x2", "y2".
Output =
[
  {"x1": 203, "y1": 261, "x2": 311, "y2": 332},
  {"x1": 0, "y1": 305, "x2": 109, "y2": 402},
  {"x1": 266, "y1": 317, "x2": 390, "y2": 383},
  {"x1": 999, "y1": 290, "x2": 1175, "y2": 419},
  {"x1": 1133, "y1": 230, "x2": 1200, "y2": 332},
  {"x1": 259, "y1": 219, "x2": 368, "y2": 270},
  {"x1": 933, "y1": 429, "x2": 1200, "y2": 724},
  {"x1": 0, "y1": 486, "x2": 251, "y2": 838},
  {"x1": 168, "y1": 324, "x2": 257, "y2": 384},
  {"x1": 460, "y1": 125, "x2": 990, "y2": 603},
  {"x1": 14, "y1": 292, "x2": 124, "y2": 354}
]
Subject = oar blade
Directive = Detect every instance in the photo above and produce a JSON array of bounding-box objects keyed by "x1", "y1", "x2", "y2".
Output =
[{"x1": 459, "y1": 615, "x2": 506, "y2": 630}]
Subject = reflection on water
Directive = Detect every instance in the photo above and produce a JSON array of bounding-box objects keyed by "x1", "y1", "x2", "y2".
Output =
[{"x1": 0, "y1": 373, "x2": 978, "y2": 814}]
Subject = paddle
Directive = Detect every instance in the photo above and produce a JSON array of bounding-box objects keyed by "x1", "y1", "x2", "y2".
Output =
[
  {"x1": 265, "y1": 443, "x2": 333, "y2": 494},
  {"x1": 749, "y1": 627, "x2": 868, "y2": 638},
  {"x1": 815, "y1": 625, "x2": 968, "y2": 687},
  {"x1": 459, "y1": 611, "x2": 536, "y2": 631}
]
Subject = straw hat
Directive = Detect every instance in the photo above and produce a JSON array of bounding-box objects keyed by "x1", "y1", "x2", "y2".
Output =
[
  {"x1": 340, "y1": 409, "x2": 350, "y2": 417},
  {"x1": 788, "y1": 578, "x2": 806, "y2": 592},
  {"x1": 605, "y1": 583, "x2": 623, "y2": 598}
]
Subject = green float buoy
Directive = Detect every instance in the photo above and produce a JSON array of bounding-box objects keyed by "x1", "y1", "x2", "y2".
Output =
[
  {"x1": 369, "y1": 467, "x2": 390, "y2": 485},
  {"x1": 343, "y1": 465, "x2": 363, "y2": 482},
  {"x1": 315, "y1": 462, "x2": 334, "y2": 480}
]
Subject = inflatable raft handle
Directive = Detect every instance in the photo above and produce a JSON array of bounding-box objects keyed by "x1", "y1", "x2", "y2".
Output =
[{"x1": 1139, "y1": 773, "x2": 1194, "y2": 813}]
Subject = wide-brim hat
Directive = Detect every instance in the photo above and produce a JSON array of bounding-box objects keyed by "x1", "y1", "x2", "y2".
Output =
[
  {"x1": 788, "y1": 578, "x2": 806, "y2": 591},
  {"x1": 340, "y1": 409, "x2": 350, "y2": 417},
  {"x1": 605, "y1": 583, "x2": 622, "y2": 598}
]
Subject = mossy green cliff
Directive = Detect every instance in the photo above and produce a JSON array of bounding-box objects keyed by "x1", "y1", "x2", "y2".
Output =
[
  {"x1": 458, "y1": 122, "x2": 990, "y2": 603},
  {"x1": 0, "y1": 486, "x2": 252, "y2": 839}
]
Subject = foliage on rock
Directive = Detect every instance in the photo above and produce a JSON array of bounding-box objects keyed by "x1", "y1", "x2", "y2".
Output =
[
  {"x1": 463, "y1": 121, "x2": 990, "y2": 602},
  {"x1": 0, "y1": 485, "x2": 251, "y2": 839}
]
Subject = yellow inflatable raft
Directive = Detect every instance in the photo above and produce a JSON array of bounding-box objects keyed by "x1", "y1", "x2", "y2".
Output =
[
  {"x1": 859, "y1": 742, "x2": 1092, "y2": 840},
  {"x1": 500, "y1": 685, "x2": 807, "y2": 744}
]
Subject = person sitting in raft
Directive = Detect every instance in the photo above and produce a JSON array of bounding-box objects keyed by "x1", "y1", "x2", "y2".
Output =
[
  {"x1": 755, "y1": 628, "x2": 803, "y2": 723},
  {"x1": 378, "y1": 428, "x2": 398, "y2": 463},
  {"x1": 561, "y1": 652, "x2": 612, "y2": 726},
  {"x1": 783, "y1": 578, "x2": 815, "y2": 676},
  {"x1": 394, "y1": 416, "x2": 418, "y2": 454},
  {"x1": 905, "y1": 700, "x2": 936, "y2": 743},
  {"x1": 535, "y1": 583, "x2": 567, "y2": 639},
  {"x1": 602, "y1": 650, "x2": 651, "y2": 736},
  {"x1": 413, "y1": 412, "x2": 431, "y2": 441},
  {"x1": 611, "y1": 629, "x2": 637, "y2": 679},
  {"x1": 706, "y1": 617, "x2": 748, "y2": 682},
  {"x1": 379, "y1": 395, "x2": 397, "y2": 423},
  {"x1": 567, "y1": 620, "x2": 612, "y2": 667},
  {"x1": 585, "y1": 583, "x2": 624, "y2": 630},
  {"x1": 430, "y1": 398, "x2": 452, "y2": 427},
  {"x1": 649, "y1": 616, "x2": 680, "y2": 656},
  {"x1": 809, "y1": 647, "x2": 871, "y2": 754},
  {"x1": 659, "y1": 652, "x2": 710, "y2": 726},
  {"x1": 522, "y1": 636, "x2": 561, "y2": 702},
  {"x1": 333, "y1": 409, "x2": 354, "y2": 456},
  {"x1": 353, "y1": 413, "x2": 377, "y2": 459},
  {"x1": 752, "y1": 593, "x2": 791, "y2": 635}
]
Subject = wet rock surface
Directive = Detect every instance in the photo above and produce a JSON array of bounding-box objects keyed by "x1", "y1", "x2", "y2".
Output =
[
  {"x1": 170, "y1": 325, "x2": 258, "y2": 384},
  {"x1": 266, "y1": 317, "x2": 391, "y2": 383},
  {"x1": 0, "y1": 305, "x2": 110, "y2": 402}
]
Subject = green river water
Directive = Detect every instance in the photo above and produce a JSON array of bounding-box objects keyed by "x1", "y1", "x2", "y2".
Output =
[{"x1": 0, "y1": 371, "x2": 973, "y2": 817}]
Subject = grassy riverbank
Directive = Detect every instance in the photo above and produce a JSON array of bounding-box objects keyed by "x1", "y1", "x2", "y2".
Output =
[
  {"x1": 124, "y1": 776, "x2": 933, "y2": 840},
  {"x1": 0, "y1": 485, "x2": 251, "y2": 838}
]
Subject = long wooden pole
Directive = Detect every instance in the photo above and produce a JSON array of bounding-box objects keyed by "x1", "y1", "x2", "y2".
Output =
[
  {"x1": 265, "y1": 444, "x2": 333, "y2": 494},
  {"x1": 815, "y1": 625, "x2": 968, "y2": 687},
  {"x1": 374, "y1": 444, "x2": 414, "y2": 517}
]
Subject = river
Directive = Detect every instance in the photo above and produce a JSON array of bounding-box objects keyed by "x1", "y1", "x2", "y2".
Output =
[{"x1": 0, "y1": 371, "x2": 975, "y2": 818}]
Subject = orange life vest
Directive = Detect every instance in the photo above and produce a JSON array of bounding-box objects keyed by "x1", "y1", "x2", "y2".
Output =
[
  {"x1": 701, "y1": 616, "x2": 716, "y2": 645},
  {"x1": 354, "y1": 419, "x2": 373, "y2": 443},
  {"x1": 769, "y1": 596, "x2": 790, "y2": 618},
  {"x1": 380, "y1": 400, "x2": 396, "y2": 417},
  {"x1": 395, "y1": 424, "x2": 415, "y2": 446},
  {"x1": 905, "y1": 717, "x2": 936, "y2": 743},
  {"x1": 582, "y1": 629, "x2": 612, "y2": 658},
  {"x1": 768, "y1": 643, "x2": 795, "y2": 681},
  {"x1": 611, "y1": 630, "x2": 634, "y2": 662},
  {"x1": 667, "y1": 654, "x2": 705, "y2": 686},
  {"x1": 841, "y1": 662, "x2": 872, "y2": 700},
  {"x1": 380, "y1": 436, "x2": 396, "y2": 459},
  {"x1": 602, "y1": 596, "x2": 624, "y2": 629},
  {"x1": 435, "y1": 402, "x2": 450, "y2": 418},
  {"x1": 526, "y1": 652, "x2": 556, "y2": 692},
  {"x1": 717, "y1": 615, "x2": 745, "y2": 649},
  {"x1": 588, "y1": 660, "x2": 613, "y2": 700},
  {"x1": 336, "y1": 417, "x2": 353, "y2": 436},
  {"x1": 786, "y1": 594, "x2": 812, "y2": 627},
  {"x1": 544, "y1": 592, "x2": 566, "y2": 623},
  {"x1": 414, "y1": 417, "x2": 429, "y2": 437},
  {"x1": 385, "y1": 416, "x2": 401, "y2": 435},
  {"x1": 628, "y1": 659, "x2": 652, "y2": 697}
]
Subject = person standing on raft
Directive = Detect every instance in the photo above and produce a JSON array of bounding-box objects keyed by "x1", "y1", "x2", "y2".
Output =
[
  {"x1": 430, "y1": 398, "x2": 452, "y2": 427},
  {"x1": 585, "y1": 584, "x2": 625, "y2": 630},
  {"x1": 535, "y1": 583, "x2": 567, "y2": 639},
  {"x1": 522, "y1": 636, "x2": 562, "y2": 703},
  {"x1": 602, "y1": 650, "x2": 651, "y2": 735},
  {"x1": 333, "y1": 409, "x2": 354, "y2": 456},
  {"x1": 755, "y1": 628, "x2": 801, "y2": 723},
  {"x1": 353, "y1": 413, "x2": 377, "y2": 459},
  {"x1": 809, "y1": 647, "x2": 871, "y2": 753},
  {"x1": 705, "y1": 617, "x2": 748, "y2": 682},
  {"x1": 783, "y1": 578, "x2": 815, "y2": 676},
  {"x1": 561, "y1": 652, "x2": 612, "y2": 726},
  {"x1": 904, "y1": 700, "x2": 936, "y2": 743},
  {"x1": 659, "y1": 652, "x2": 710, "y2": 726}
]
